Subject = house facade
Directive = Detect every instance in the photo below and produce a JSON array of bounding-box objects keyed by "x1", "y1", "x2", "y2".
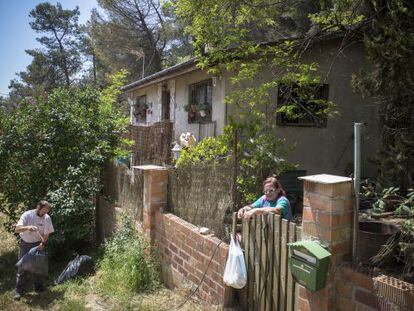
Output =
[{"x1": 121, "y1": 36, "x2": 380, "y2": 178}]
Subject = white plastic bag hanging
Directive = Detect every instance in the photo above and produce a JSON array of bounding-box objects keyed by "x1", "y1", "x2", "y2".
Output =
[{"x1": 223, "y1": 235, "x2": 247, "y2": 289}]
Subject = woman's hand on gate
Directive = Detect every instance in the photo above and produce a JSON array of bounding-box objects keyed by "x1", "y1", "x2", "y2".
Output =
[
  {"x1": 237, "y1": 205, "x2": 252, "y2": 219},
  {"x1": 243, "y1": 208, "x2": 258, "y2": 219}
]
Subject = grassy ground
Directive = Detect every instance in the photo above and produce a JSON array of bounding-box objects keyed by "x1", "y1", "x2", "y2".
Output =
[{"x1": 0, "y1": 215, "x2": 219, "y2": 311}]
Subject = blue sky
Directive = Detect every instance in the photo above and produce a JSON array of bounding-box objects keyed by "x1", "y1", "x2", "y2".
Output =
[{"x1": 0, "y1": 1, "x2": 98, "y2": 96}]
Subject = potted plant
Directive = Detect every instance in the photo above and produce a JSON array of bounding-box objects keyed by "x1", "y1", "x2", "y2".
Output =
[
  {"x1": 184, "y1": 103, "x2": 198, "y2": 118},
  {"x1": 184, "y1": 104, "x2": 197, "y2": 119},
  {"x1": 134, "y1": 103, "x2": 148, "y2": 120},
  {"x1": 198, "y1": 102, "x2": 211, "y2": 117}
]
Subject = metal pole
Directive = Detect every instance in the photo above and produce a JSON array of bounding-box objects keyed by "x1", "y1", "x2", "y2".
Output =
[
  {"x1": 353, "y1": 123, "x2": 362, "y2": 262},
  {"x1": 142, "y1": 53, "x2": 145, "y2": 78}
]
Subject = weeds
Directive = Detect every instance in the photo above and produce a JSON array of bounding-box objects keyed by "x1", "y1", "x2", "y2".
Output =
[
  {"x1": 0, "y1": 212, "x2": 212, "y2": 310},
  {"x1": 95, "y1": 215, "x2": 160, "y2": 304}
]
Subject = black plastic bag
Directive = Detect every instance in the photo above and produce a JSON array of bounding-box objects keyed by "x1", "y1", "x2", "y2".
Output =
[
  {"x1": 16, "y1": 246, "x2": 48, "y2": 276},
  {"x1": 54, "y1": 255, "x2": 92, "y2": 285}
]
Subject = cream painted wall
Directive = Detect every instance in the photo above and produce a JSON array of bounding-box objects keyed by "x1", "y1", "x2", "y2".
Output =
[
  {"x1": 130, "y1": 83, "x2": 161, "y2": 125},
  {"x1": 128, "y1": 69, "x2": 227, "y2": 141},
  {"x1": 173, "y1": 70, "x2": 226, "y2": 141},
  {"x1": 225, "y1": 39, "x2": 379, "y2": 178}
]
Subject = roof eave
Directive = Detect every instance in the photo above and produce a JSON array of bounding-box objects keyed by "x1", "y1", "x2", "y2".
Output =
[{"x1": 121, "y1": 58, "x2": 198, "y2": 92}]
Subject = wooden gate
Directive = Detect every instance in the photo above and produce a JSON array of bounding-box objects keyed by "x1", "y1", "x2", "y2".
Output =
[{"x1": 239, "y1": 213, "x2": 301, "y2": 311}]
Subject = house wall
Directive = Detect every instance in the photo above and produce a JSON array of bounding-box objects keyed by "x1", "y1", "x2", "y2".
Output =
[
  {"x1": 128, "y1": 70, "x2": 227, "y2": 142},
  {"x1": 126, "y1": 38, "x2": 379, "y2": 178},
  {"x1": 129, "y1": 83, "x2": 161, "y2": 125},
  {"x1": 225, "y1": 39, "x2": 379, "y2": 178},
  {"x1": 173, "y1": 70, "x2": 227, "y2": 141}
]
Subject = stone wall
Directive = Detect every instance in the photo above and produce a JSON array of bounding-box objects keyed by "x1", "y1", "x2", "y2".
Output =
[{"x1": 168, "y1": 162, "x2": 233, "y2": 239}]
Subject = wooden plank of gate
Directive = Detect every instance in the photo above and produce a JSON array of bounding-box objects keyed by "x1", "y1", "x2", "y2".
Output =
[
  {"x1": 273, "y1": 215, "x2": 281, "y2": 309},
  {"x1": 286, "y1": 222, "x2": 297, "y2": 311},
  {"x1": 260, "y1": 215, "x2": 267, "y2": 311},
  {"x1": 232, "y1": 212, "x2": 237, "y2": 239},
  {"x1": 242, "y1": 218, "x2": 250, "y2": 308},
  {"x1": 294, "y1": 226, "x2": 302, "y2": 310},
  {"x1": 248, "y1": 217, "x2": 255, "y2": 311},
  {"x1": 255, "y1": 216, "x2": 262, "y2": 310},
  {"x1": 279, "y1": 219, "x2": 289, "y2": 311},
  {"x1": 265, "y1": 214, "x2": 275, "y2": 311}
]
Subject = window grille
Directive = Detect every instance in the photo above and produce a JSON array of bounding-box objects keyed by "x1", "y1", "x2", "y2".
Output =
[
  {"x1": 188, "y1": 79, "x2": 213, "y2": 123},
  {"x1": 134, "y1": 95, "x2": 147, "y2": 124},
  {"x1": 276, "y1": 84, "x2": 329, "y2": 127}
]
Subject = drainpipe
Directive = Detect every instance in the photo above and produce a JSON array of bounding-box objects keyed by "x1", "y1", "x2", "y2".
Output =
[
  {"x1": 142, "y1": 53, "x2": 145, "y2": 79},
  {"x1": 353, "y1": 122, "x2": 362, "y2": 262}
]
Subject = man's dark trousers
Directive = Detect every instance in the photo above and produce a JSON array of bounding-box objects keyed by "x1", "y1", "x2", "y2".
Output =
[{"x1": 15, "y1": 239, "x2": 43, "y2": 294}]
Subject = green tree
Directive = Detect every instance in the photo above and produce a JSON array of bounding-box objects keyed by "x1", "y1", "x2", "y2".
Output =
[
  {"x1": 9, "y1": 2, "x2": 84, "y2": 100},
  {"x1": 174, "y1": 0, "x2": 336, "y2": 203},
  {"x1": 176, "y1": 0, "x2": 414, "y2": 193},
  {"x1": 0, "y1": 71, "x2": 129, "y2": 254},
  {"x1": 9, "y1": 50, "x2": 61, "y2": 100},
  {"x1": 351, "y1": 0, "x2": 414, "y2": 190},
  {"x1": 90, "y1": 0, "x2": 192, "y2": 82},
  {"x1": 29, "y1": 2, "x2": 82, "y2": 86},
  {"x1": 310, "y1": 0, "x2": 414, "y2": 189}
]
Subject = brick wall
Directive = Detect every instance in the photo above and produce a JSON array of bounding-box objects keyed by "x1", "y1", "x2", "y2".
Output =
[
  {"x1": 154, "y1": 212, "x2": 232, "y2": 305},
  {"x1": 296, "y1": 174, "x2": 414, "y2": 311},
  {"x1": 336, "y1": 265, "x2": 379, "y2": 310},
  {"x1": 297, "y1": 175, "x2": 354, "y2": 310},
  {"x1": 336, "y1": 264, "x2": 414, "y2": 311},
  {"x1": 138, "y1": 165, "x2": 233, "y2": 307}
]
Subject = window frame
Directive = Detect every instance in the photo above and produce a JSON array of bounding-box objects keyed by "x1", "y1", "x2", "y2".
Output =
[
  {"x1": 133, "y1": 95, "x2": 148, "y2": 124},
  {"x1": 187, "y1": 79, "x2": 213, "y2": 124}
]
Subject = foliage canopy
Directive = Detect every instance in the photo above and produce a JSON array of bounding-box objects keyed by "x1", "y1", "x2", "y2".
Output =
[{"x1": 0, "y1": 71, "x2": 129, "y2": 253}]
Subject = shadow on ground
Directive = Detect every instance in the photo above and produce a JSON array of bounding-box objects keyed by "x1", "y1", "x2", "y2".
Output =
[
  {"x1": 0, "y1": 249, "x2": 18, "y2": 293},
  {"x1": 22, "y1": 289, "x2": 65, "y2": 309}
]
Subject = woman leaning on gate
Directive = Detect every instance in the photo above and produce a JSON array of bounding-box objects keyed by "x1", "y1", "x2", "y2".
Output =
[{"x1": 237, "y1": 177, "x2": 292, "y2": 221}]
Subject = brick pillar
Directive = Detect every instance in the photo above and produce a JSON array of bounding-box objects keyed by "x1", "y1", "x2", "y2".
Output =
[
  {"x1": 136, "y1": 165, "x2": 168, "y2": 243},
  {"x1": 297, "y1": 174, "x2": 354, "y2": 310}
]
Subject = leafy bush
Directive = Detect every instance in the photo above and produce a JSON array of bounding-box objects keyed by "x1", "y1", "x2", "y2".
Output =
[
  {"x1": 0, "y1": 71, "x2": 129, "y2": 254},
  {"x1": 176, "y1": 124, "x2": 295, "y2": 205},
  {"x1": 96, "y1": 216, "x2": 159, "y2": 300},
  {"x1": 362, "y1": 183, "x2": 414, "y2": 216},
  {"x1": 176, "y1": 135, "x2": 230, "y2": 166}
]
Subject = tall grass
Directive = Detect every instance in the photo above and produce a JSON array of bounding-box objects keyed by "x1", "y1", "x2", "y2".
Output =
[{"x1": 96, "y1": 216, "x2": 160, "y2": 302}]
